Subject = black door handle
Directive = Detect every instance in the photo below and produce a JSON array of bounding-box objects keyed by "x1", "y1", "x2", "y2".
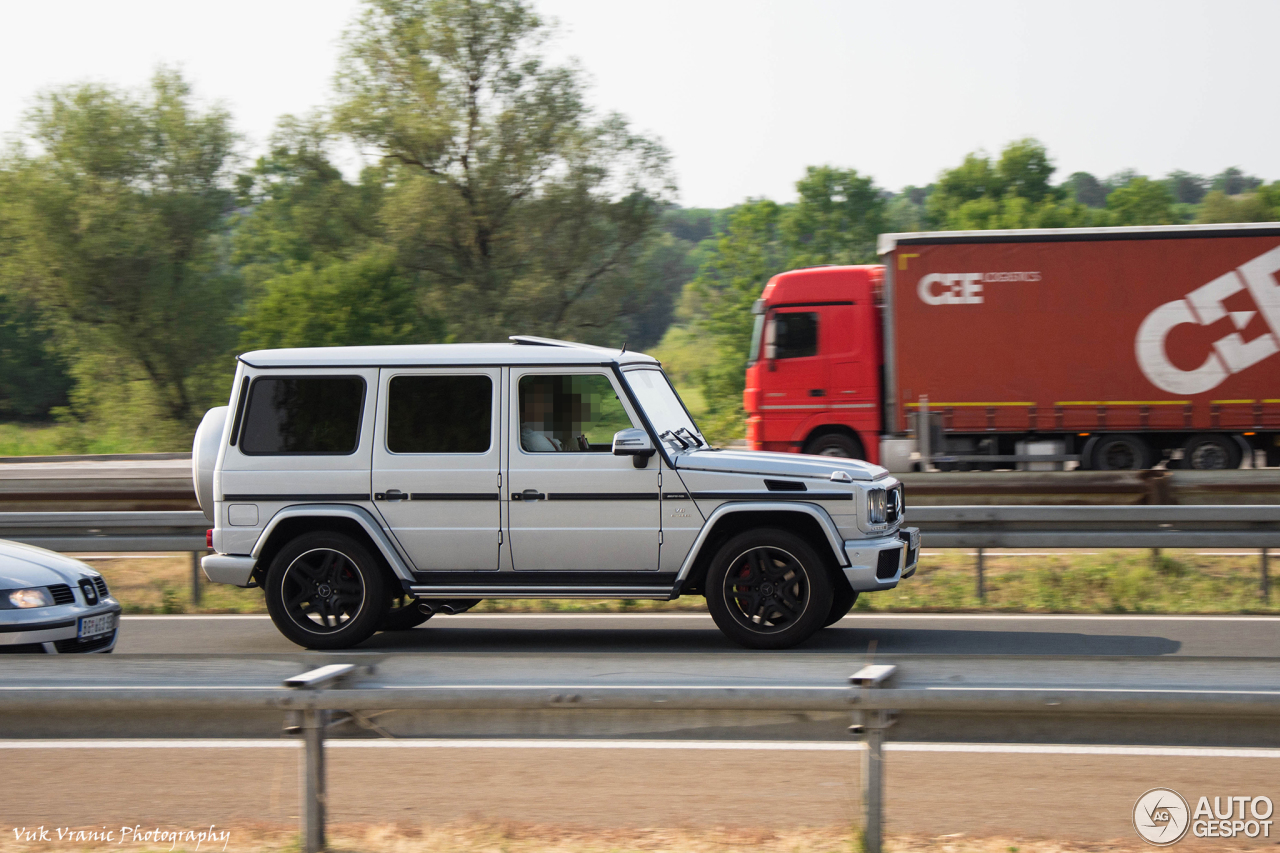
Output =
[
  {"x1": 375, "y1": 489, "x2": 407, "y2": 501},
  {"x1": 809, "y1": 389, "x2": 826, "y2": 397},
  {"x1": 513, "y1": 489, "x2": 546, "y2": 501}
]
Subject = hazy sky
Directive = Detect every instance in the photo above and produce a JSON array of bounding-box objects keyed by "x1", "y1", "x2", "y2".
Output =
[{"x1": 2, "y1": 0, "x2": 1276, "y2": 208}]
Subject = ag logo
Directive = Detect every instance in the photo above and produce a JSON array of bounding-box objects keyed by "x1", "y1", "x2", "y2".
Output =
[{"x1": 1134, "y1": 787, "x2": 1191, "y2": 845}]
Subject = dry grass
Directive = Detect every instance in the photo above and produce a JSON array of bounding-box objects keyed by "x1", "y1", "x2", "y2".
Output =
[
  {"x1": 0, "y1": 820, "x2": 1199, "y2": 853},
  {"x1": 81, "y1": 549, "x2": 1277, "y2": 616}
]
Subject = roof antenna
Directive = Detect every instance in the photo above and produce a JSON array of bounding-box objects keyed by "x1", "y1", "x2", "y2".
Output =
[{"x1": 620, "y1": 340, "x2": 627, "y2": 354}]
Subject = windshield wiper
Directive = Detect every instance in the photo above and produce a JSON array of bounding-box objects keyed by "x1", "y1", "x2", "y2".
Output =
[
  {"x1": 676, "y1": 427, "x2": 705, "y2": 448},
  {"x1": 659, "y1": 429, "x2": 690, "y2": 449}
]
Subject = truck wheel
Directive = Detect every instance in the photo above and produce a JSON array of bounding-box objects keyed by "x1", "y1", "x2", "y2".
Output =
[
  {"x1": 264, "y1": 532, "x2": 388, "y2": 650},
  {"x1": 805, "y1": 433, "x2": 862, "y2": 459},
  {"x1": 824, "y1": 576, "x2": 858, "y2": 627},
  {"x1": 380, "y1": 592, "x2": 433, "y2": 631},
  {"x1": 706, "y1": 529, "x2": 832, "y2": 649},
  {"x1": 1182, "y1": 434, "x2": 1241, "y2": 470},
  {"x1": 1089, "y1": 434, "x2": 1151, "y2": 470}
]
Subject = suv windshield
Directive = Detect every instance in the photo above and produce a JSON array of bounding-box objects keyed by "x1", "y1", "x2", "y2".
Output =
[{"x1": 624, "y1": 368, "x2": 704, "y2": 448}]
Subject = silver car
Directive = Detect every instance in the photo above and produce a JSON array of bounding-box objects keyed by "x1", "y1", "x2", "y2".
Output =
[{"x1": 0, "y1": 540, "x2": 121, "y2": 654}]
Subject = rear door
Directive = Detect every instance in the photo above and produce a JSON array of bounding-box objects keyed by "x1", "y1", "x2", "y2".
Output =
[{"x1": 371, "y1": 368, "x2": 502, "y2": 571}]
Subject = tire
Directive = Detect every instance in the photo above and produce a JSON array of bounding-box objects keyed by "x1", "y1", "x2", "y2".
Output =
[
  {"x1": 705, "y1": 528, "x2": 833, "y2": 650},
  {"x1": 380, "y1": 592, "x2": 433, "y2": 631},
  {"x1": 1182, "y1": 434, "x2": 1241, "y2": 470},
  {"x1": 264, "y1": 532, "x2": 389, "y2": 650},
  {"x1": 824, "y1": 577, "x2": 858, "y2": 627},
  {"x1": 805, "y1": 432, "x2": 862, "y2": 459},
  {"x1": 1089, "y1": 434, "x2": 1152, "y2": 470}
]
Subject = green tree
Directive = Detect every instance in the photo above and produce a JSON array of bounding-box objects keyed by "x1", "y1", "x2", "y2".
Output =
[
  {"x1": 333, "y1": 0, "x2": 673, "y2": 343},
  {"x1": 782, "y1": 166, "x2": 884, "y2": 267},
  {"x1": 0, "y1": 69, "x2": 240, "y2": 427},
  {"x1": 1197, "y1": 189, "x2": 1279, "y2": 223},
  {"x1": 1105, "y1": 176, "x2": 1175, "y2": 225}
]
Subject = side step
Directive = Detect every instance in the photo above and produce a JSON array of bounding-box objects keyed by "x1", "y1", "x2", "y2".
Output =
[{"x1": 409, "y1": 585, "x2": 676, "y2": 600}]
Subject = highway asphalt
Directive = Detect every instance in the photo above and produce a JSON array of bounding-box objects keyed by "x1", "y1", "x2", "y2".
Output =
[{"x1": 115, "y1": 611, "x2": 1280, "y2": 658}]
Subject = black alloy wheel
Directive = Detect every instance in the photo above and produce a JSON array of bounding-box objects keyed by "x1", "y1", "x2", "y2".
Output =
[
  {"x1": 265, "y1": 532, "x2": 388, "y2": 650},
  {"x1": 706, "y1": 529, "x2": 832, "y2": 649},
  {"x1": 824, "y1": 577, "x2": 858, "y2": 627}
]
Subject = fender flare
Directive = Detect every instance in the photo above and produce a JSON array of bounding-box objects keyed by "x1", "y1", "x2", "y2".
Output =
[
  {"x1": 675, "y1": 500, "x2": 851, "y2": 584},
  {"x1": 251, "y1": 504, "x2": 415, "y2": 582}
]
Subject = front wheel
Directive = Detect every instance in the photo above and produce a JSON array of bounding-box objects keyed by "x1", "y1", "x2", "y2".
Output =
[
  {"x1": 265, "y1": 532, "x2": 389, "y2": 650},
  {"x1": 824, "y1": 578, "x2": 858, "y2": 627},
  {"x1": 706, "y1": 529, "x2": 832, "y2": 650}
]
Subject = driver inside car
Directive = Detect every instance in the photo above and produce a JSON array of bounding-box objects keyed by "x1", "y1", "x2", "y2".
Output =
[{"x1": 520, "y1": 377, "x2": 564, "y2": 451}]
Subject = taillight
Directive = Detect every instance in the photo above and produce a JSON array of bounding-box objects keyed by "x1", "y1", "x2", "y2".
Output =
[{"x1": 206, "y1": 529, "x2": 213, "y2": 549}]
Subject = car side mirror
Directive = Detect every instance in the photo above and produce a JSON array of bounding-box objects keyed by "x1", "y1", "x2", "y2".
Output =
[{"x1": 612, "y1": 428, "x2": 656, "y2": 468}]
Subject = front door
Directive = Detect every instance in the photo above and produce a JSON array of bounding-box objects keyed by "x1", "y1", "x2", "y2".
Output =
[
  {"x1": 506, "y1": 369, "x2": 660, "y2": 571},
  {"x1": 371, "y1": 368, "x2": 502, "y2": 571},
  {"x1": 762, "y1": 309, "x2": 829, "y2": 444}
]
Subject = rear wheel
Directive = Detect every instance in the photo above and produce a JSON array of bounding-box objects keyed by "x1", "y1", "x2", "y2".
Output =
[
  {"x1": 1090, "y1": 434, "x2": 1152, "y2": 470},
  {"x1": 264, "y1": 532, "x2": 388, "y2": 650},
  {"x1": 824, "y1": 577, "x2": 858, "y2": 627},
  {"x1": 1182, "y1": 434, "x2": 1241, "y2": 470},
  {"x1": 706, "y1": 529, "x2": 832, "y2": 649}
]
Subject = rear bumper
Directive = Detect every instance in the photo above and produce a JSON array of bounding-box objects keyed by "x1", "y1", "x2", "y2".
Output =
[
  {"x1": 202, "y1": 554, "x2": 257, "y2": 587},
  {"x1": 842, "y1": 527, "x2": 920, "y2": 592}
]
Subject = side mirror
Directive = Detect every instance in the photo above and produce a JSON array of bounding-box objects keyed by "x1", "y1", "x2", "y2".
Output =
[{"x1": 612, "y1": 428, "x2": 656, "y2": 468}]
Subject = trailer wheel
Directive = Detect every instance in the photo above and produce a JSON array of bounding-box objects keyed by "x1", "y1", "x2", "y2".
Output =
[
  {"x1": 1089, "y1": 434, "x2": 1151, "y2": 470},
  {"x1": 1182, "y1": 434, "x2": 1241, "y2": 470},
  {"x1": 804, "y1": 432, "x2": 863, "y2": 459}
]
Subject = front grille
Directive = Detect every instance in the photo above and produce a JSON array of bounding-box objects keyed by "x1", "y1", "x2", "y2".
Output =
[
  {"x1": 876, "y1": 547, "x2": 902, "y2": 580},
  {"x1": 93, "y1": 577, "x2": 109, "y2": 598},
  {"x1": 47, "y1": 584, "x2": 74, "y2": 605},
  {"x1": 78, "y1": 579, "x2": 99, "y2": 605},
  {"x1": 54, "y1": 631, "x2": 115, "y2": 654},
  {"x1": 886, "y1": 485, "x2": 904, "y2": 524}
]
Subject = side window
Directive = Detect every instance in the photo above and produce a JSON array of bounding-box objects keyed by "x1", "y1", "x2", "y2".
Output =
[
  {"x1": 387, "y1": 375, "x2": 492, "y2": 453},
  {"x1": 773, "y1": 311, "x2": 819, "y2": 359},
  {"x1": 240, "y1": 376, "x2": 365, "y2": 455},
  {"x1": 518, "y1": 374, "x2": 636, "y2": 452}
]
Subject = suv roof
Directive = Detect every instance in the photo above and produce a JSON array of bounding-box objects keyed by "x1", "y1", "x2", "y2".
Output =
[{"x1": 238, "y1": 337, "x2": 661, "y2": 369}]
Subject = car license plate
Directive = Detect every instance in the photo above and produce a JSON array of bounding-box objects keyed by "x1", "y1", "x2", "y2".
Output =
[{"x1": 77, "y1": 613, "x2": 116, "y2": 639}]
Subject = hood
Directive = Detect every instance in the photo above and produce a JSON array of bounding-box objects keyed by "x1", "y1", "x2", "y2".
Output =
[
  {"x1": 0, "y1": 539, "x2": 95, "y2": 590},
  {"x1": 673, "y1": 448, "x2": 884, "y2": 482}
]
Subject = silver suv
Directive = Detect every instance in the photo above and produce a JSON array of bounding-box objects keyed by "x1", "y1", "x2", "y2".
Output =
[{"x1": 193, "y1": 337, "x2": 917, "y2": 649}]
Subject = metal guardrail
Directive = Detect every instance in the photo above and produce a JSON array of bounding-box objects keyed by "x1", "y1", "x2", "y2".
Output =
[{"x1": 5, "y1": 663, "x2": 1279, "y2": 853}]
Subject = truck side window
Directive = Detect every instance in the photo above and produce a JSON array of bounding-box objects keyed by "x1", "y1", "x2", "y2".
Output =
[
  {"x1": 774, "y1": 312, "x2": 818, "y2": 359},
  {"x1": 518, "y1": 374, "x2": 636, "y2": 452},
  {"x1": 240, "y1": 376, "x2": 365, "y2": 455},
  {"x1": 387, "y1": 375, "x2": 492, "y2": 453}
]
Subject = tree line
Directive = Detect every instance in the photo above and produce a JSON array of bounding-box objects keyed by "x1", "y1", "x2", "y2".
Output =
[{"x1": 0, "y1": 0, "x2": 1276, "y2": 450}]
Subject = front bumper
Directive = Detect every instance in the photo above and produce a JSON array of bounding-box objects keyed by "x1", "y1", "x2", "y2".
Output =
[
  {"x1": 842, "y1": 527, "x2": 920, "y2": 592},
  {"x1": 0, "y1": 600, "x2": 121, "y2": 653}
]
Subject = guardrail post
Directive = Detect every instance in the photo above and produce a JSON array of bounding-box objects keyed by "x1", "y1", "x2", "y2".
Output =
[
  {"x1": 284, "y1": 664, "x2": 370, "y2": 853},
  {"x1": 851, "y1": 664, "x2": 897, "y2": 853},
  {"x1": 190, "y1": 552, "x2": 202, "y2": 607},
  {"x1": 1263, "y1": 549, "x2": 1270, "y2": 601},
  {"x1": 975, "y1": 547, "x2": 985, "y2": 601}
]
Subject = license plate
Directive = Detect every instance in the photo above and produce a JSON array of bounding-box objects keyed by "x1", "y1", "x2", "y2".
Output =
[{"x1": 77, "y1": 613, "x2": 116, "y2": 639}]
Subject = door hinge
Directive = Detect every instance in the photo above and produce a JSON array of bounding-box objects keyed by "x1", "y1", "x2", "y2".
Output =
[
  {"x1": 658, "y1": 471, "x2": 662, "y2": 488},
  {"x1": 659, "y1": 530, "x2": 664, "y2": 544},
  {"x1": 497, "y1": 472, "x2": 502, "y2": 488},
  {"x1": 498, "y1": 529, "x2": 503, "y2": 544}
]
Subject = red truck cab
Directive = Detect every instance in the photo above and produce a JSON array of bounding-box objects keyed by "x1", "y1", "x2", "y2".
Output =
[{"x1": 745, "y1": 265, "x2": 885, "y2": 463}]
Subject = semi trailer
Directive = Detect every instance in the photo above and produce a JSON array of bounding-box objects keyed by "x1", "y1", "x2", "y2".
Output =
[{"x1": 744, "y1": 223, "x2": 1280, "y2": 472}]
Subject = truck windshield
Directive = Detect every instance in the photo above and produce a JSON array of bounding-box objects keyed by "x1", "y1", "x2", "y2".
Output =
[
  {"x1": 624, "y1": 368, "x2": 704, "y2": 447},
  {"x1": 746, "y1": 313, "x2": 765, "y2": 367}
]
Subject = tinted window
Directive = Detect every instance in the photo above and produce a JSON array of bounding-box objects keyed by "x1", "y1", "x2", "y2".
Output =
[
  {"x1": 518, "y1": 374, "x2": 635, "y2": 452},
  {"x1": 240, "y1": 376, "x2": 364, "y2": 454},
  {"x1": 774, "y1": 312, "x2": 818, "y2": 359},
  {"x1": 387, "y1": 375, "x2": 492, "y2": 453}
]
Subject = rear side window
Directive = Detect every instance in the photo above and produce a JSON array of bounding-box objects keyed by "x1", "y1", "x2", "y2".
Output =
[
  {"x1": 773, "y1": 311, "x2": 818, "y2": 359},
  {"x1": 240, "y1": 376, "x2": 365, "y2": 455},
  {"x1": 387, "y1": 375, "x2": 492, "y2": 453}
]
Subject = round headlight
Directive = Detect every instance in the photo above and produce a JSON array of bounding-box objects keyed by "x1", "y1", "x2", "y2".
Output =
[{"x1": 9, "y1": 588, "x2": 54, "y2": 608}]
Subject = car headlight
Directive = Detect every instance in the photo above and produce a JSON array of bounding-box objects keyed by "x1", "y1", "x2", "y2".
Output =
[
  {"x1": 867, "y1": 489, "x2": 887, "y2": 524},
  {"x1": 9, "y1": 588, "x2": 54, "y2": 608}
]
